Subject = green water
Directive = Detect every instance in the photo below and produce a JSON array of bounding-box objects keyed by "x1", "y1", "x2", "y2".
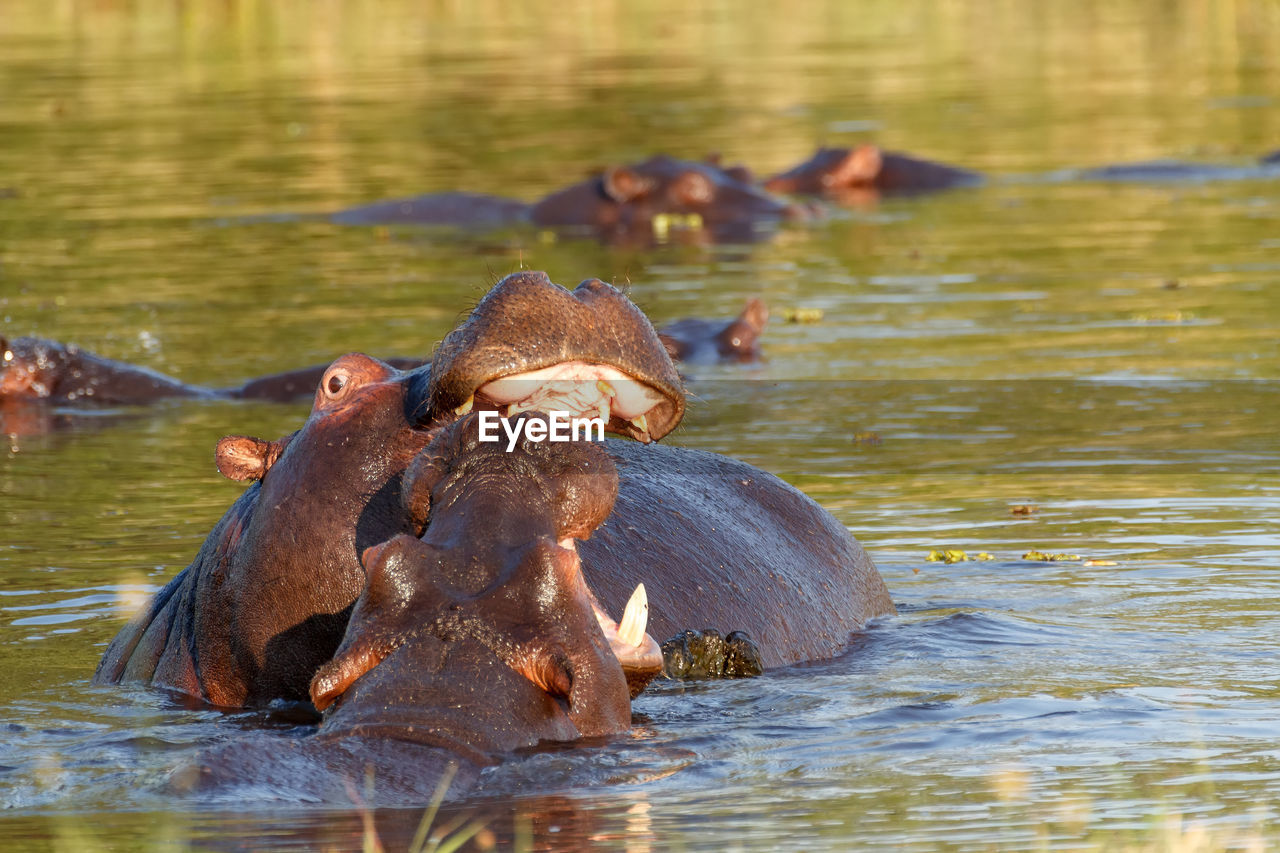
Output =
[{"x1": 2, "y1": 1, "x2": 1279, "y2": 849}]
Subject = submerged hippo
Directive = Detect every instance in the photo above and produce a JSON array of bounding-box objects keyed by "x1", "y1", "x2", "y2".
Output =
[
  {"x1": 658, "y1": 298, "x2": 769, "y2": 364},
  {"x1": 183, "y1": 415, "x2": 657, "y2": 804},
  {"x1": 95, "y1": 271, "x2": 892, "y2": 708},
  {"x1": 2, "y1": 300, "x2": 767, "y2": 415},
  {"x1": 764, "y1": 145, "x2": 983, "y2": 199},
  {"x1": 1068, "y1": 151, "x2": 1280, "y2": 183},
  {"x1": 0, "y1": 332, "x2": 423, "y2": 406},
  {"x1": 333, "y1": 155, "x2": 807, "y2": 244}
]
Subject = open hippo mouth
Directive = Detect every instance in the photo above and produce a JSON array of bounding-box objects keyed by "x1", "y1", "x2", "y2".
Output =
[
  {"x1": 460, "y1": 362, "x2": 668, "y2": 443},
  {"x1": 421, "y1": 272, "x2": 685, "y2": 443},
  {"x1": 561, "y1": 544, "x2": 663, "y2": 697}
]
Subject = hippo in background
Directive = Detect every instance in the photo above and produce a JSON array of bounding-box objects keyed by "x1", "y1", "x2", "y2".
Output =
[
  {"x1": 180, "y1": 414, "x2": 657, "y2": 805},
  {"x1": 2, "y1": 299, "x2": 769, "y2": 417},
  {"x1": 1066, "y1": 150, "x2": 1280, "y2": 183},
  {"x1": 95, "y1": 271, "x2": 891, "y2": 710},
  {"x1": 658, "y1": 298, "x2": 769, "y2": 364},
  {"x1": 333, "y1": 155, "x2": 809, "y2": 245},
  {"x1": 764, "y1": 145, "x2": 983, "y2": 200},
  {"x1": 0, "y1": 332, "x2": 425, "y2": 407}
]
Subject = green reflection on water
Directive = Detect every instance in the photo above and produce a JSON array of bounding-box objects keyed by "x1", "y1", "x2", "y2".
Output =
[{"x1": 2, "y1": 0, "x2": 1279, "y2": 849}]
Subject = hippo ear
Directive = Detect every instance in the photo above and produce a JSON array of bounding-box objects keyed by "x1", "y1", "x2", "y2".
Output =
[
  {"x1": 740, "y1": 297, "x2": 769, "y2": 332},
  {"x1": 826, "y1": 144, "x2": 884, "y2": 188},
  {"x1": 672, "y1": 170, "x2": 715, "y2": 206},
  {"x1": 215, "y1": 434, "x2": 292, "y2": 482},
  {"x1": 602, "y1": 166, "x2": 653, "y2": 203}
]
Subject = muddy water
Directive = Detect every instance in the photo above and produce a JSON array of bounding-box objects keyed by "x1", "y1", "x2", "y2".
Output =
[{"x1": 2, "y1": 1, "x2": 1279, "y2": 849}]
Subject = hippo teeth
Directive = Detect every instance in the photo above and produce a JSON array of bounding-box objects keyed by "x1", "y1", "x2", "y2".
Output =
[
  {"x1": 616, "y1": 583, "x2": 649, "y2": 648},
  {"x1": 629, "y1": 414, "x2": 650, "y2": 443},
  {"x1": 454, "y1": 396, "x2": 474, "y2": 416}
]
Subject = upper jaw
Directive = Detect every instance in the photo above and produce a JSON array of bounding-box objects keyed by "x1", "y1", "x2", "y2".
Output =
[
  {"x1": 420, "y1": 272, "x2": 686, "y2": 440},
  {"x1": 453, "y1": 361, "x2": 676, "y2": 444}
]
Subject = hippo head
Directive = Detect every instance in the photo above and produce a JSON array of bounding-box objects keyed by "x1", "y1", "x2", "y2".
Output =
[
  {"x1": 529, "y1": 156, "x2": 805, "y2": 243},
  {"x1": 763, "y1": 146, "x2": 885, "y2": 196},
  {"x1": 423, "y1": 271, "x2": 684, "y2": 444},
  {"x1": 714, "y1": 297, "x2": 769, "y2": 362},
  {"x1": 0, "y1": 335, "x2": 72, "y2": 399},
  {"x1": 160, "y1": 271, "x2": 680, "y2": 706},
  {"x1": 309, "y1": 413, "x2": 660, "y2": 748}
]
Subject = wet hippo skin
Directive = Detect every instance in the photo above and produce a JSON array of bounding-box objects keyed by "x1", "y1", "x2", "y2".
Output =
[
  {"x1": 764, "y1": 145, "x2": 983, "y2": 198},
  {"x1": 658, "y1": 298, "x2": 769, "y2": 364},
  {"x1": 93, "y1": 271, "x2": 687, "y2": 706},
  {"x1": 179, "y1": 415, "x2": 647, "y2": 805},
  {"x1": 94, "y1": 271, "x2": 893, "y2": 708},
  {"x1": 0, "y1": 332, "x2": 426, "y2": 406},
  {"x1": 333, "y1": 155, "x2": 807, "y2": 244},
  {"x1": 3, "y1": 302, "x2": 762, "y2": 413}
]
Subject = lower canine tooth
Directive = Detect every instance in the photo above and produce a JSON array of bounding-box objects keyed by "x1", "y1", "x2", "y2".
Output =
[
  {"x1": 454, "y1": 396, "x2": 474, "y2": 416},
  {"x1": 616, "y1": 583, "x2": 648, "y2": 647},
  {"x1": 630, "y1": 414, "x2": 648, "y2": 434}
]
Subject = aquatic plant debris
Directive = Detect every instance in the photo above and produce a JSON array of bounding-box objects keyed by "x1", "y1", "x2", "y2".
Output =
[
  {"x1": 1023, "y1": 550, "x2": 1081, "y2": 561},
  {"x1": 783, "y1": 307, "x2": 824, "y2": 323},
  {"x1": 1009, "y1": 504, "x2": 1039, "y2": 515},
  {"x1": 926, "y1": 549, "x2": 994, "y2": 564}
]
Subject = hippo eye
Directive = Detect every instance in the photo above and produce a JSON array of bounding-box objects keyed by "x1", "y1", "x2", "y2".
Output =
[
  {"x1": 323, "y1": 369, "x2": 350, "y2": 399},
  {"x1": 730, "y1": 337, "x2": 743, "y2": 347}
]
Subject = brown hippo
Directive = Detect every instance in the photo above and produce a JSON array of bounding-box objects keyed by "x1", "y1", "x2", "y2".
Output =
[
  {"x1": 95, "y1": 271, "x2": 892, "y2": 709},
  {"x1": 0, "y1": 332, "x2": 425, "y2": 406},
  {"x1": 1, "y1": 335, "x2": 219, "y2": 405},
  {"x1": 93, "y1": 271, "x2": 685, "y2": 707},
  {"x1": 332, "y1": 155, "x2": 807, "y2": 244},
  {"x1": 657, "y1": 298, "x2": 769, "y2": 364},
  {"x1": 2, "y1": 301, "x2": 767, "y2": 415},
  {"x1": 181, "y1": 414, "x2": 656, "y2": 805},
  {"x1": 764, "y1": 145, "x2": 983, "y2": 199},
  {"x1": 528, "y1": 155, "x2": 807, "y2": 243}
]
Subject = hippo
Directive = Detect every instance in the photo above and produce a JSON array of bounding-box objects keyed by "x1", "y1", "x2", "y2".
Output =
[
  {"x1": 1069, "y1": 152, "x2": 1280, "y2": 183},
  {"x1": 0, "y1": 332, "x2": 426, "y2": 406},
  {"x1": 764, "y1": 145, "x2": 983, "y2": 199},
  {"x1": 329, "y1": 190, "x2": 530, "y2": 229},
  {"x1": 180, "y1": 414, "x2": 657, "y2": 805},
  {"x1": 93, "y1": 271, "x2": 686, "y2": 707},
  {"x1": 657, "y1": 298, "x2": 769, "y2": 364},
  {"x1": 527, "y1": 155, "x2": 807, "y2": 243},
  {"x1": 332, "y1": 155, "x2": 807, "y2": 245},
  {"x1": 2, "y1": 299, "x2": 768, "y2": 415},
  {"x1": 95, "y1": 271, "x2": 893, "y2": 709}
]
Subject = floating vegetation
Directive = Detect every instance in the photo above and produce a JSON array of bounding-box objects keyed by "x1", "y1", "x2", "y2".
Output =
[
  {"x1": 1023, "y1": 550, "x2": 1081, "y2": 561},
  {"x1": 851, "y1": 431, "x2": 882, "y2": 446},
  {"x1": 926, "y1": 549, "x2": 994, "y2": 564},
  {"x1": 1133, "y1": 310, "x2": 1194, "y2": 325},
  {"x1": 1009, "y1": 504, "x2": 1039, "y2": 515},
  {"x1": 782, "y1": 306, "x2": 824, "y2": 323}
]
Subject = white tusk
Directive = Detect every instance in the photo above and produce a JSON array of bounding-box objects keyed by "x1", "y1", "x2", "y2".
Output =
[
  {"x1": 616, "y1": 583, "x2": 648, "y2": 648},
  {"x1": 630, "y1": 414, "x2": 648, "y2": 435},
  {"x1": 454, "y1": 396, "x2": 474, "y2": 416}
]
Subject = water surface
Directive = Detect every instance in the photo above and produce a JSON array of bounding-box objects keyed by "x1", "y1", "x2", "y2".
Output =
[{"x1": 2, "y1": 2, "x2": 1279, "y2": 849}]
